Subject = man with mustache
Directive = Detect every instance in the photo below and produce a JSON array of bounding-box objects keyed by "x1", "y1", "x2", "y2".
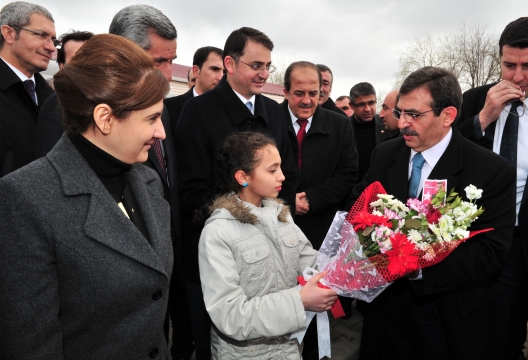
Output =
[
  {"x1": 346, "y1": 66, "x2": 515, "y2": 360},
  {"x1": 457, "y1": 17, "x2": 528, "y2": 360},
  {"x1": 281, "y1": 61, "x2": 358, "y2": 360},
  {"x1": 349, "y1": 82, "x2": 386, "y2": 181},
  {"x1": 0, "y1": 1, "x2": 55, "y2": 176}
]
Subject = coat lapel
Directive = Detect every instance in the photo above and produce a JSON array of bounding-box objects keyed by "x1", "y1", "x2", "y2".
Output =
[
  {"x1": 48, "y1": 134, "x2": 169, "y2": 276},
  {"x1": 386, "y1": 143, "x2": 411, "y2": 201}
]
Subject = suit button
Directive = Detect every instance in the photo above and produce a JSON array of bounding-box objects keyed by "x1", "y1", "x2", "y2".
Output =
[
  {"x1": 152, "y1": 290, "x2": 162, "y2": 301},
  {"x1": 149, "y1": 348, "x2": 159, "y2": 358}
]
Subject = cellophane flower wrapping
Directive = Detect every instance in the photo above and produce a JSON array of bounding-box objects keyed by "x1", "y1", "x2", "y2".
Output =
[{"x1": 317, "y1": 182, "x2": 488, "y2": 303}]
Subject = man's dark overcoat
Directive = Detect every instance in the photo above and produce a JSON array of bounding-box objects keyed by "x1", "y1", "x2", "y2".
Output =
[
  {"x1": 282, "y1": 102, "x2": 358, "y2": 249},
  {"x1": 346, "y1": 128, "x2": 516, "y2": 360}
]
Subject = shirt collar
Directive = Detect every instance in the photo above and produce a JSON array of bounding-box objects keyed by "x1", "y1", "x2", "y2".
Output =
[
  {"x1": 410, "y1": 127, "x2": 453, "y2": 169},
  {"x1": 232, "y1": 88, "x2": 256, "y2": 115},
  {"x1": 288, "y1": 105, "x2": 313, "y2": 125},
  {"x1": 1, "y1": 57, "x2": 36, "y2": 84}
]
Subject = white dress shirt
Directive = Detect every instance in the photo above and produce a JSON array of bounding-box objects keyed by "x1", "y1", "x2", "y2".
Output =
[
  {"x1": 232, "y1": 89, "x2": 255, "y2": 115},
  {"x1": 288, "y1": 105, "x2": 313, "y2": 134},
  {"x1": 1, "y1": 57, "x2": 38, "y2": 104}
]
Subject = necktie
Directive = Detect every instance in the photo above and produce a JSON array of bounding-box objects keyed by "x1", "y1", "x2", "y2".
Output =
[
  {"x1": 499, "y1": 100, "x2": 523, "y2": 165},
  {"x1": 408, "y1": 152, "x2": 425, "y2": 199},
  {"x1": 152, "y1": 139, "x2": 167, "y2": 178},
  {"x1": 296, "y1": 119, "x2": 308, "y2": 169},
  {"x1": 245, "y1": 101, "x2": 253, "y2": 113},
  {"x1": 23, "y1": 80, "x2": 37, "y2": 105}
]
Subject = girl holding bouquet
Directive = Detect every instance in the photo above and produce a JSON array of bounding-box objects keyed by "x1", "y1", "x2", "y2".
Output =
[{"x1": 198, "y1": 132, "x2": 337, "y2": 359}]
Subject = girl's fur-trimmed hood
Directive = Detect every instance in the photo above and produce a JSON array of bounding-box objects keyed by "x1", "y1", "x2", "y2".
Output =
[{"x1": 209, "y1": 193, "x2": 290, "y2": 225}]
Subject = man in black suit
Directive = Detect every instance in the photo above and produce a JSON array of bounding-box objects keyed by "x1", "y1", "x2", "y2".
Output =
[
  {"x1": 378, "y1": 89, "x2": 401, "y2": 141},
  {"x1": 34, "y1": 30, "x2": 93, "y2": 158},
  {"x1": 282, "y1": 61, "x2": 358, "y2": 360},
  {"x1": 348, "y1": 66, "x2": 516, "y2": 360},
  {"x1": 0, "y1": 2, "x2": 55, "y2": 176},
  {"x1": 108, "y1": 6, "x2": 189, "y2": 360},
  {"x1": 316, "y1": 63, "x2": 347, "y2": 116},
  {"x1": 165, "y1": 46, "x2": 223, "y2": 136},
  {"x1": 349, "y1": 82, "x2": 385, "y2": 181},
  {"x1": 457, "y1": 17, "x2": 528, "y2": 360},
  {"x1": 175, "y1": 27, "x2": 297, "y2": 360}
]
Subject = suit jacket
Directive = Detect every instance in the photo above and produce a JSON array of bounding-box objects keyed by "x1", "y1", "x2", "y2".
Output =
[
  {"x1": 457, "y1": 83, "x2": 528, "y2": 273},
  {"x1": 175, "y1": 75, "x2": 297, "y2": 283},
  {"x1": 321, "y1": 96, "x2": 347, "y2": 116},
  {"x1": 34, "y1": 93, "x2": 64, "y2": 158},
  {"x1": 164, "y1": 87, "x2": 194, "y2": 139},
  {"x1": 282, "y1": 102, "x2": 358, "y2": 249},
  {"x1": 350, "y1": 114, "x2": 386, "y2": 145},
  {"x1": 0, "y1": 134, "x2": 173, "y2": 359},
  {"x1": 0, "y1": 60, "x2": 54, "y2": 175},
  {"x1": 347, "y1": 129, "x2": 516, "y2": 359}
]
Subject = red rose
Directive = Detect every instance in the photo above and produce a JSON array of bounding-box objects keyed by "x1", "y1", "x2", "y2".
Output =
[{"x1": 426, "y1": 206, "x2": 441, "y2": 224}]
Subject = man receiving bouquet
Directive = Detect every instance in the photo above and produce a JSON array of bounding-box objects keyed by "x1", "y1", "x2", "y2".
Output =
[{"x1": 333, "y1": 67, "x2": 516, "y2": 360}]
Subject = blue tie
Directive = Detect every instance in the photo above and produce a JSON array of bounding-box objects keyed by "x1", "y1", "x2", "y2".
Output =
[
  {"x1": 408, "y1": 152, "x2": 425, "y2": 199},
  {"x1": 245, "y1": 101, "x2": 253, "y2": 113}
]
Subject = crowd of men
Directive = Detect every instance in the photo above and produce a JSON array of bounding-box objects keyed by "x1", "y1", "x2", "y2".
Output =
[{"x1": 1, "y1": 1, "x2": 527, "y2": 359}]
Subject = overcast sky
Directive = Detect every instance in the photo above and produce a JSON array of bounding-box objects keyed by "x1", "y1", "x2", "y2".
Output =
[{"x1": 5, "y1": 0, "x2": 520, "y2": 99}]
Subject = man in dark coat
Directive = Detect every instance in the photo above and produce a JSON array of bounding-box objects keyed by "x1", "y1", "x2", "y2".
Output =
[
  {"x1": 165, "y1": 46, "x2": 223, "y2": 136},
  {"x1": 316, "y1": 63, "x2": 347, "y2": 116},
  {"x1": 378, "y1": 89, "x2": 401, "y2": 141},
  {"x1": 349, "y1": 82, "x2": 385, "y2": 181},
  {"x1": 33, "y1": 30, "x2": 93, "y2": 158},
  {"x1": 282, "y1": 61, "x2": 358, "y2": 360},
  {"x1": 456, "y1": 17, "x2": 528, "y2": 360},
  {"x1": 107, "y1": 6, "x2": 192, "y2": 359},
  {"x1": 0, "y1": 2, "x2": 55, "y2": 176},
  {"x1": 175, "y1": 27, "x2": 297, "y2": 360},
  {"x1": 282, "y1": 61, "x2": 358, "y2": 249},
  {"x1": 347, "y1": 66, "x2": 516, "y2": 360}
]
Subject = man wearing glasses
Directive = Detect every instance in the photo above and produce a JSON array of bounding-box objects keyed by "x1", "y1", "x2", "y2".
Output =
[
  {"x1": 349, "y1": 82, "x2": 385, "y2": 181},
  {"x1": 0, "y1": 1, "x2": 56, "y2": 177},
  {"x1": 346, "y1": 66, "x2": 515, "y2": 360},
  {"x1": 174, "y1": 27, "x2": 297, "y2": 360},
  {"x1": 457, "y1": 17, "x2": 528, "y2": 360}
]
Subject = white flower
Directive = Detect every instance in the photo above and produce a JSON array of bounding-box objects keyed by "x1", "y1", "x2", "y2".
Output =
[
  {"x1": 465, "y1": 185, "x2": 483, "y2": 200},
  {"x1": 407, "y1": 229, "x2": 423, "y2": 244}
]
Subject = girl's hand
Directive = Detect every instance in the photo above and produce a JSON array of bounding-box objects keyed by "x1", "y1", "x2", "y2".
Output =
[{"x1": 299, "y1": 271, "x2": 338, "y2": 312}]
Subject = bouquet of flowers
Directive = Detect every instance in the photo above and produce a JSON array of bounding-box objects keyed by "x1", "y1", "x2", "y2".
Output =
[{"x1": 316, "y1": 181, "x2": 491, "y2": 303}]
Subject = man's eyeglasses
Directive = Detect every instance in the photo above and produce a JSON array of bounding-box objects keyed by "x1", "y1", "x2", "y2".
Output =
[
  {"x1": 236, "y1": 58, "x2": 276, "y2": 73},
  {"x1": 392, "y1": 108, "x2": 439, "y2": 123},
  {"x1": 12, "y1": 26, "x2": 61, "y2": 47},
  {"x1": 352, "y1": 100, "x2": 376, "y2": 109},
  {"x1": 503, "y1": 97, "x2": 526, "y2": 117}
]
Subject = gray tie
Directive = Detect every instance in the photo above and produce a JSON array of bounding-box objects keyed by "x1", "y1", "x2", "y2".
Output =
[{"x1": 408, "y1": 152, "x2": 425, "y2": 198}]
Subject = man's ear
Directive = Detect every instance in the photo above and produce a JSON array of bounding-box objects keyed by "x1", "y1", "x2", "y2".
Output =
[
  {"x1": 1, "y1": 25, "x2": 17, "y2": 45},
  {"x1": 224, "y1": 56, "x2": 236, "y2": 75},
  {"x1": 442, "y1": 106, "x2": 457, "y2": 127},
  {"x1": 92, "y1": 104, "x2": 114, "y2": 135}
]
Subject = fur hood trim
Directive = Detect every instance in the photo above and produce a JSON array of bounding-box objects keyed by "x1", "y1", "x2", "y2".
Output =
[{"x1": 209, "y1": 193, "x2": 290, "y2": 224}]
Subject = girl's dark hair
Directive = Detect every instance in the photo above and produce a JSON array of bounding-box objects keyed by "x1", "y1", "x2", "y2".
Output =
[
  {"x1": 53, "y1": 34, "x2": 169, "y2": 134},
  {"x1": 214, "y1": 132, "x2": 277, "y2": 195}
]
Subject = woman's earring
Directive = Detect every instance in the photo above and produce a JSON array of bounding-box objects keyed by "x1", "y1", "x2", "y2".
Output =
[{"x1": 242, "y1": 182, "x2": 248, "y2": 187}]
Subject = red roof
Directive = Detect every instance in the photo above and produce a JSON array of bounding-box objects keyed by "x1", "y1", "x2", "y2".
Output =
[{"x1": 170, "y1": 63, "x2": 284, "y2": 97}]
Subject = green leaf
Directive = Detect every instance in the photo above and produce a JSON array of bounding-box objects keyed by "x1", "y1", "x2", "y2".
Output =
[
  {"x1": 362, "y1": 227, "x2": 374, "y2": 237},
  {"x1": 406, "y1": 218, "x2": 421, "y2": 229}
]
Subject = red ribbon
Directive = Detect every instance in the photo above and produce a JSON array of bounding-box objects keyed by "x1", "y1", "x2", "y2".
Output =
[{"x1": 297, "y1": 276, "x2": 345, "y2": 318}]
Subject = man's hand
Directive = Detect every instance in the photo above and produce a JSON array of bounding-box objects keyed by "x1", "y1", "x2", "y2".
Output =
[
  {"x1": 299, "y1": 271, "x2": 338, "y2": 312},
  {"x1": 479, "y1": 80, "x2": 525, "y2": 131},
  {"x1": 295, "y1": 192, "x2": 310, "y2": 215}
]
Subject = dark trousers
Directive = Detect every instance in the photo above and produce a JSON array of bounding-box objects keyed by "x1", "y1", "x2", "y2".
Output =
[
  {"x1": 302, "y1": 317, "x2": 319, "y2": 360},
  {"x1": 186, "y1": 280, "x2": 211, "y2": 360},
  {"x1": 487, "y1": 228, "x2": 528, "y2": 360},
  {"x1": 169, "y1": 270, "x2": 195, "y2": 360}
]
